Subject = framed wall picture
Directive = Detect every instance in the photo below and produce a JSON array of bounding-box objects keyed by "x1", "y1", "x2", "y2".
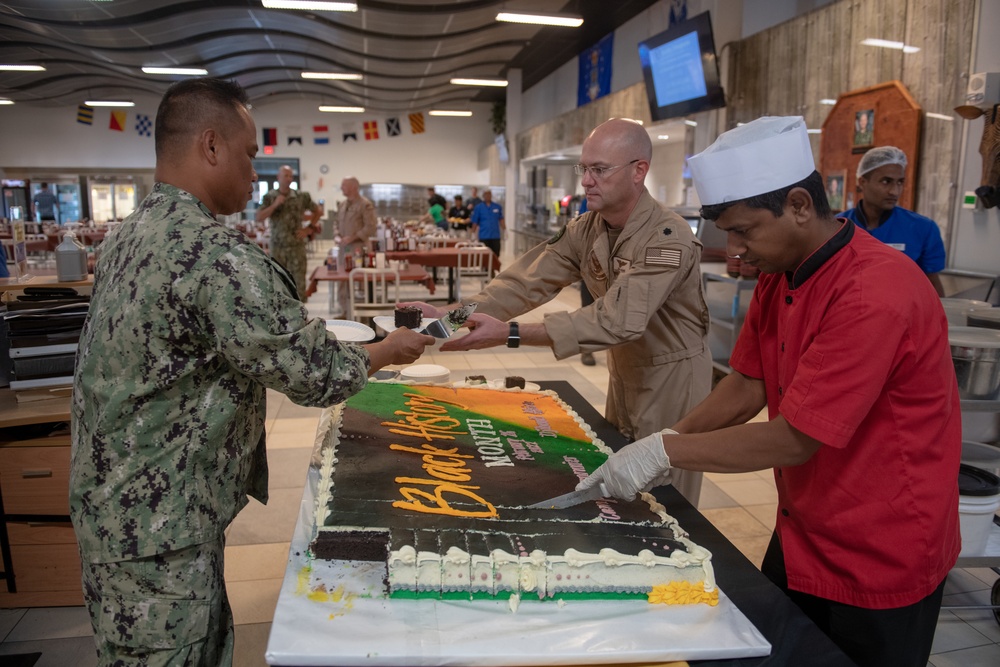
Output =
[
  {"x1": 853, "y1": 109, "x2": 874, "y2": 151},
  {"x1": 825, "y1": 170, "x2": 846, "y2": 212}
]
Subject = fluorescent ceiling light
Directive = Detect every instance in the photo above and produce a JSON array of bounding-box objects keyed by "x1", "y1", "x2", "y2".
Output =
[
  {"x1": 85, "y1": 100, "x2": 135, "y2": 107},
  {"x1": 807, "y1": 128, "x2": 822, "y2": 134},
  {"x1": 657, "y1": 134, "x2": 670, "y2": 140},
  {"x1": 0, "y1": 99, "x2": 14, "y2": 105},
  {"x1": 926, "y1": 112, "x2": 954, "y2": 121},
  {"x1": 142, "y1": 66, "x2": 208, "y2": 75},
  {"x1": 496, "y1": 12, "x2": 583, "y2": 27},
  {"x1": 318, "y1": 105, "x2": 364, "y2": 112},
  {"x1": 302, "y1": 72, "x2": 363, "y2": 80},
  {"x1": 684, "y1": 120, "x2": 698, "y2": 127},
  {"x1": 860, "y1": 38, "x2": 920, "y2": 53},
  {"x1": 429, "y1": 110, "x2": 473, "y2": 117},
  {"x1": 262, "y1": 1, "x2": 357, "y2": 10},
  {"x1": 450, "y1": 78, "x2": 508, "y2": 87},
  {"x1": 819, "y1": 98, "x2": 837, "y2": 105},
  {"x1": 0, "y1": 64, "x2": 46, "y2": 72}
]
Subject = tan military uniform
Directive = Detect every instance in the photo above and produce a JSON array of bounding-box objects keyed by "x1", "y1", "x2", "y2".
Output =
[
  {"x1": 469, "y1": 190, "x2": 712, "y2": 503},
  {"x1": 336, "y1": 195, "x2": 377, "y2": 308}
]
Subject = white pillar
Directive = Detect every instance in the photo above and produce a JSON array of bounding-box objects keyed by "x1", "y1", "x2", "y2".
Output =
[{"x1": 505, "y1": 68, "x2": 522, "y2": 233}]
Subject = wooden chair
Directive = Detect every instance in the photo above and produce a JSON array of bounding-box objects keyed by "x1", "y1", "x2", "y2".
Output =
[
  {"x1": 348, "y1": 267, "x2": 400, "y2": 323},
  {"x1": 455, "y1": 246, "x2": 495, "y2": 301}
]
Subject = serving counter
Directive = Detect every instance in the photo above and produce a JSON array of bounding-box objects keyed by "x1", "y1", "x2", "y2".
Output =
[{"x1": 266, "y1": 381, "x2": 854, "y2": 666}]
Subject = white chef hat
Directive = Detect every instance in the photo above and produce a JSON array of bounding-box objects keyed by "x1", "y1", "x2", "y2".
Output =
[
  {"x1": 688, "y1": 116, "x2": 816, "y2": 206},
  {"x1": 856, "y1": 146, "x2": 907, "y2": 179}
]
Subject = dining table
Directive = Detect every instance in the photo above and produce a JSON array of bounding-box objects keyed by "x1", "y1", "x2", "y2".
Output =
[
  {"x1": 304, "y1": 264, "x2": 435, "y2": 315},
  {"x1": 386, "y1": 246, "x2": 501, "y2": 302},
  {"x1": 264, "y1": 380, "x2": 855, "y2": 667}
]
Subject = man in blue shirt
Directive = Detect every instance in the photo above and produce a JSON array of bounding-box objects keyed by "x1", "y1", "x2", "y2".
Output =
[
  {"x1": 470, "y1": 188, "x2": 504, "y2": 257},
  {"x1": 841, "y1": 146, "x2": 946, "y2": 296}
]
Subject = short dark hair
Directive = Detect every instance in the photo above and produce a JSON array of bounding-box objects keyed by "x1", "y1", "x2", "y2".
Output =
[
  {"x1": 154, "y1": 77, "x2": 250, "y2": 162},
  {"x1": 700, "y1": 170, "x2": 831, "y2": 221}
]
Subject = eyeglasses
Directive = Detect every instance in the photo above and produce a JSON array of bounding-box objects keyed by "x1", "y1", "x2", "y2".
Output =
[{"x1": 573, "y1": 159, "x2": 640, "y2": 179}]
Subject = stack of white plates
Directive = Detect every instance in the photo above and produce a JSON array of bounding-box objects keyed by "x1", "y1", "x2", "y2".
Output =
[{"x1": 400, "y1": 364, "x2": 450, "y2": 384}]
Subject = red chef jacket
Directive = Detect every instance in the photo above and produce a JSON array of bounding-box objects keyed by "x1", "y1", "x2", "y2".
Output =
[{"x1": 730, "y1": 220, "x2": 961, "y2": 609}]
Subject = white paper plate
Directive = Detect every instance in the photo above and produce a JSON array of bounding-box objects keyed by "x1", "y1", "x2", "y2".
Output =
[
  {"x1": 373, "y1": 315, "x2": 434, "y2": 333},
  {"x1": 400, "y1": 363, "x2": 450, "y2": 383},
  {"x1": 325, "y1": 319, "x2": 375, "y2": 342}
]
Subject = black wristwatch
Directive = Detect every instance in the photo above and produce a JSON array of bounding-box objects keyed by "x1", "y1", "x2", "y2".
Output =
[{"x1": 507, "y1": 321, "x2": 520, "y2": 348}]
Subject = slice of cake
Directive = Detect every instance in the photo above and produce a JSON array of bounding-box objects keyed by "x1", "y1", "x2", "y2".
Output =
[
  {"x1": 504, "y1": 375, "x2": 525, "y2": 389},
  {"x1": 393, "y1": 305, "x2": 423, "y2": 329},
  {"x1": 311, "y1": 382, "x2": 717, "y2": 606}
]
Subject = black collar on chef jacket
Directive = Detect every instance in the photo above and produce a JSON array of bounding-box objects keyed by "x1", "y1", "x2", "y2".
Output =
[{"x1": 784, "y1": 219, "x2": 854, "y2": 290}]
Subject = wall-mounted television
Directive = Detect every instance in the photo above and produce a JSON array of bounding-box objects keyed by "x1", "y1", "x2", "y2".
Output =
[{"x1": 638, "y1": 11, "x2": 725, "y2": 122}]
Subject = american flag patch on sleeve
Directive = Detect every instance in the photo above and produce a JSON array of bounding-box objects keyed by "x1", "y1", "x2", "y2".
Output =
[{"x1": 645, "y1": 247, "x2": 682, "y2": 267}]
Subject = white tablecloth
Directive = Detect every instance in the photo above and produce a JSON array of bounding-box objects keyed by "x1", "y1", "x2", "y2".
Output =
[{"x1": 265, "y1": 465, "x2": 770, "y2": 666}]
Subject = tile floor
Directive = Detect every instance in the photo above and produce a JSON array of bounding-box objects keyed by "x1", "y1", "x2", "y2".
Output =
[{"x1": 1, "y1": 240, "x2": 998, "y2": 666}]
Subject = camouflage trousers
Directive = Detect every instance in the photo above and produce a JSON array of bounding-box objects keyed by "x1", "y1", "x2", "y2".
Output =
[
  {"x1": 81, "y1": 539, "x2": 234, "y2": 667},
  {"x1": 271, "y1": 242, "x2": 308, "y2": 300}
]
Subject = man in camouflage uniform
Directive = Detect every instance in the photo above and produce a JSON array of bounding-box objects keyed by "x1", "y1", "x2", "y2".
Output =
[
  {"x1": 406, "y1": 119, "x2": 712, "y2": 505},
  {"x1": 70, "y1": 77, "x2": 433, "y2": 667},
  {"x1": 255, "y1": 164, "x2": 320, "y2": 298}
]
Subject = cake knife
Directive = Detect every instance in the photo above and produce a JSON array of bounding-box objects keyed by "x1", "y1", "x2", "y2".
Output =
[
  {"x1": 527, "y1": 482, "x2": 610, "y2": 510},
  {"x1": 419, "y1": 302, "x2": 478, "y2": 338}
]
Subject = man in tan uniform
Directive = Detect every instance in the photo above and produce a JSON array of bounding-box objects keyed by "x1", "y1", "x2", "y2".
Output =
[
  {"x1": 336, "y1": 176, "x2": 377, "y2": 313},
  {"x1": 407, "y1": 118, "x2": 712, "y2": 504}
]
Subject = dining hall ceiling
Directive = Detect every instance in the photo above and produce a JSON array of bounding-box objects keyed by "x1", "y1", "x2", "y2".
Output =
[{"x1": 0, "y1": 0, "x2": 660, "y2": 112}]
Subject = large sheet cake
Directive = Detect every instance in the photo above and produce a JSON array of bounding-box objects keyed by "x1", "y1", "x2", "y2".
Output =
[{"x1": 311, "y1": 381, "x2": 716, "y2": 605}]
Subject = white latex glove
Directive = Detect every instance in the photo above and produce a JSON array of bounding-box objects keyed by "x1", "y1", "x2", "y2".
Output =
[{"x1": 576, "y1": 429, "x2": 676, "y2": 500}]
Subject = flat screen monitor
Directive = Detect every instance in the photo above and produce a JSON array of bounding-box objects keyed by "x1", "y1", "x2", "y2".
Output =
[{"x1": 638, "y1": 12, "x2": 725, "y2": 122}]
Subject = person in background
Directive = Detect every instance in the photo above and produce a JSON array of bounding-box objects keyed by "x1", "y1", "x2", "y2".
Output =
[
  {"x1": 840, "y1": 146, "x2": 946, "y2": 296},
  {"x1": 255, "y1": 164, "x2": 320, "y2": 298},
  {"x1": 426, "y1": 186, "x2": 447, "y2": 210},
  {"x1": 404, "y1": 118, "x2": 712, "y2": 505},
  {"x1": 421, "y1": 196, "x2": 448, "y2": 232},
  {"x1": 449, "y1": 194, "x2": 470, "y2": 233},
  {"x1": 70, "y1": 77, "x2": 434, "y2": 667},
  {"x1": 465, "y1": 186, "x2": 482, "y2": 215},
  {"x1": 336, "y1": 176, "x2": 377, "y2": 312},
  {"x1": 32, "y1": 182, "x2": 59, "y2": 223},
  {"x1": 469, "y1": 189, "x2": 504, "y2": 257},
  {"x1": 579, "y1": 117, "x2": 959, "y2": 667},
  {"x1": 449, "y1": 194, "x2": 469, "y2": 221}
]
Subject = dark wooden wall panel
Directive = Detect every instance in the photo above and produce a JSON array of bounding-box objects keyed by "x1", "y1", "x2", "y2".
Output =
[{"x1": 726, "y1": 0, "x2": 975, "y2": 244}]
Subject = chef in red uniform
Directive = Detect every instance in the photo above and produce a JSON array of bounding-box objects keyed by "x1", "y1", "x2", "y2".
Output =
[{"x1": 578, "y1": 116, "x2": 961, "y2": 667}]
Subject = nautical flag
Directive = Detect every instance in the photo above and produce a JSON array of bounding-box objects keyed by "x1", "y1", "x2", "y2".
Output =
[
  {"x1": 364, "y1": 120, "x2": 379, "y2": 140},
  {"x1": 644, "y1": 247, "x2": 682, "y2": 268},
  {"x1": 109, "y1": 110, "x2": 126, "y2": 132},
  {"x1": 77, "y1": 104, "x2": 93, "y2": 125},
  {"x1": 342, "y1": 122, "x2": 357, "y2": 142},
  {"x1": 135, "y1": 113, "x2": 152, "y2": 137},
  {"x1": 313, "y1": 124, "x2": 329, "y2": 145},
  {"x1": 288, "y1": 136, "x2": 302, "y2": 145},
  {"x1": 409, "y1": 112, "x2": 425, "y2": 134},
  {"x1": 314, "y1": 136, "x2": 330, "y2": 145},
  {"x1": 386, "y1": 117, "x2": 401, "y2": 136},
  {"x1": 263, "y1": 127, "x2": 277, "y2": 146}
]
